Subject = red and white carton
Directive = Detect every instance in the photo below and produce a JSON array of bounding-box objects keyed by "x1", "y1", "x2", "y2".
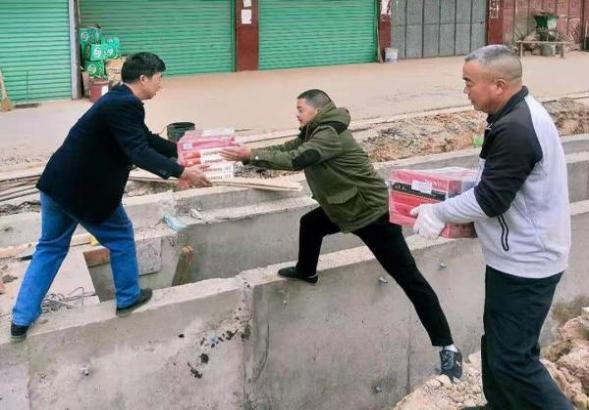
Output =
[
  {"x1": 388, "y1": 167, "x2": 477, "y2": 238},
  {"x1": 177, "y1": 130, "x2": 238, "y2": 180}
]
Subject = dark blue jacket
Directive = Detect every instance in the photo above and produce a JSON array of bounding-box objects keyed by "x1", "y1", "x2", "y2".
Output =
[{"x1": 37, "y1": 84, "x2": 184, "y2": 223}]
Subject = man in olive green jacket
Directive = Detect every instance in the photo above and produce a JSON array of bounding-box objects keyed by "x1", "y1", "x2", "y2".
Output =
[{"x1": 221, "y1": 89, "x2": 462, "y2": 380}]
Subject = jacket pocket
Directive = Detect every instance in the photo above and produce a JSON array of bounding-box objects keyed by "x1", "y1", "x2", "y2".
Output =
[{"x1": 325, "y1": 186, "x2": 366, "y2": 222}]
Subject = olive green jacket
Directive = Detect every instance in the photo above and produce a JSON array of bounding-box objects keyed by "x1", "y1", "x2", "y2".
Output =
[{"x1": 249, "y1": 103, "x2": 388, "y2": 232}]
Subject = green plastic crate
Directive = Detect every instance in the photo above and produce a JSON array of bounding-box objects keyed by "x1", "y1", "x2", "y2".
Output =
[
  {"x1": 79, "y1": 27, "x2": 102, "y2": 44},
  {"x1": 84, "y1": 60, "x2": 106, "y2": 78},
  {"x1": 102, "y1": 36, "x2": 121, "y2": 60},
  {"x1": 84, "y1": 43, "x2": 107, "y2": 62}
]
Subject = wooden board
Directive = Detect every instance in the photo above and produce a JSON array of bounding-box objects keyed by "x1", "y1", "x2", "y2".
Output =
[
  {"x1": 0, "y1": 233, "x2": 92, "y2": 260},
  {"x1": 128, "y1": 170, "x2": 303, "y2": 192},
  {"x1": 0, "y1": 166, "x2": 44, "y2": 183},
  {"x1": 214, "y1": 177, "x2": 302, "y2": 192}
]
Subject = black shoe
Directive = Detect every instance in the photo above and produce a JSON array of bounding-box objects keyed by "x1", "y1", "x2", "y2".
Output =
[
  {"x1": 440, "y1": 348, "x2": 463, "y2": 381},
  {"x1": 10, "y1": 322, "x2": 29, "y2": 343},
  {"x1": 278, "y1": 266, "x2": 318, "y2": 284},
  {"x1": 116, "y1": 288, "x2": 153, "y2": 317}
]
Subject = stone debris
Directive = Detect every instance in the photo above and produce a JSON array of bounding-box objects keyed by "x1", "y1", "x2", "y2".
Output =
[{"x1": 394, "y1": 308, "x2": 589, "y2": 410}]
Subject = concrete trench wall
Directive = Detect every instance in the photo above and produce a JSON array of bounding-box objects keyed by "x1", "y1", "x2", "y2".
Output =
[
  {"x1": 88, "y1": 143, "x2": 589, "y2": 292},
  {"x1": 2, "y1": 134, "x2": 588, "y2": 249},
  {"x1": 1, "y1": 136, "x2": 589, "y2": 408},
  {"x1": 1, "y1": 200, "x2": 588, "y2": 409}
]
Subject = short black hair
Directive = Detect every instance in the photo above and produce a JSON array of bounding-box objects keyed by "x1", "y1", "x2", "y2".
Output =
[
  {"x1": 297, "y1": 89, "x2": 332, "y2": 108},
  {"x1": 122, "y1": 52, "x2": 166, "y2": 83}
]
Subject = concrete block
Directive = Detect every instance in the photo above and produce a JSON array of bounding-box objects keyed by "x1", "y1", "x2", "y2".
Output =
[
  {"x1": 566, "y1": 152, "x2": 589, "y2": 203},
  {"x1": 242, "y1": 249, "x2": 412, "y2": 410},
  {"x1": 185, "y1": 196, "x2": 363, "y2": 282},
  {"x1": 11, "y1": 279, "x2": 247, "y2": 409},
  {"x1": 0, "y1": 340, "x2": 30, "y2": 409},
  {"x1": 88, "y1": 228, "x2": 179, "y2": 301}
]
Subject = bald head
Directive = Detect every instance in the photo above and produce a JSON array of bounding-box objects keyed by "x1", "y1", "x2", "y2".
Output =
[{"x1": 465, "y1": 45, "x2": 522, "y2": 84}]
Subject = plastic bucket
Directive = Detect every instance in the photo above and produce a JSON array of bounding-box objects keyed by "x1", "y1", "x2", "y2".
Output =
[
  {"x1": 385, "y1": 47, "x2": 399, "y2": 63},
  {"x1": 167, "y1": 122, "x2": 195, "y2": 143},
  {"x1": 89, "y1": 79, "x2": 109, "y2": 103}
]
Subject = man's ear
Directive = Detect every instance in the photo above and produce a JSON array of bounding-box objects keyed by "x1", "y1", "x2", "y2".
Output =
[{"x1": 495, "y1": 78, "x2": 508, "y2": 91}]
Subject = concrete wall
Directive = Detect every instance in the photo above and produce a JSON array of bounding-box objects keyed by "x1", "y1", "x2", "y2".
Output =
[
  {"x1": 53, "y1": 135, "x2": 589, "y2": 299},
  {"x1": 2, "y1": 200, "x2": 588, "y2": 409},
  {"x1": 2, "y1": 135, "x2": 588, "y2": 249}
]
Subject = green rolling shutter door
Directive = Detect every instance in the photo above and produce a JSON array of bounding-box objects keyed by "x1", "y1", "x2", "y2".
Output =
[
  {"x1": 80, "y1": 0, "x2": 234, "y2": 75},
  {"x1": 259, "y1": 0, "x2": 377, "y2": 70},
  {"x1": 0, "y1": 1, "x2": 72, "y2": 102}
]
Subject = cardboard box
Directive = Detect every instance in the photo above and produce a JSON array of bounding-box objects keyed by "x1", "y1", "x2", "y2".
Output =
[
  {"x1": 389, "y1": 167, "x2": 477, "y2": 238},
  {"x1": 177, "y1": 133, "x2": 238, "y2": 180},
  {"x1": 105, "y1": 58, "x2": 125, "y2": 83}
]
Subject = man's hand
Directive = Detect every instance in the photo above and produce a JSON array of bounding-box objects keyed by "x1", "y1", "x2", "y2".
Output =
[
  {"x1": 410, "y1": 204, "x2": 445, "y2": 240},
  {"x1": 179, "y1": 165, "x2": 212, "y2": 188},
  {"x1": 220, "y1": 145, "x2": 251, "y2": 162}
]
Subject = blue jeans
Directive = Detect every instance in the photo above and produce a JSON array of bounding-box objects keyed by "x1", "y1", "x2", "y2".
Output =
[{"x1": 12, "y1": 192, "x2": 141, "y2": 326}]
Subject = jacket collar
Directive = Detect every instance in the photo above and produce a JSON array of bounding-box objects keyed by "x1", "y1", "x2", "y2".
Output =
[
  {"x1": 298, "y1": 102, "x2": 348, "y2": 139},
  {"x1": 487, "y1": 86, "x2": 529, "y2": 125},
  {"x1": 113, "y1": 83, "x2": 143, "y2": 104}
]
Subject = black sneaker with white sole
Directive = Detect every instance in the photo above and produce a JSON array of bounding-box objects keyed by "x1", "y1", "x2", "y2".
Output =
[
  {"x1": 116, "y1": 288, "x2": 153, "y2": 317},
  {"x1": 277, "y1": 266, "x2": 318, "y2": 284},
  {"x1": 440, "y1": 348, "x2": 463, "y2": 381},
  {"x1": 10, "y1": 322, "x2": 29, "y2": 343}
]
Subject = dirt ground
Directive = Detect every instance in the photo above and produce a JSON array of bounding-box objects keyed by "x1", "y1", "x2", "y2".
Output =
[
  {"x1": 393, "y1": 309, "x2": 589, "y2": 410},
  {"x1": 364, "y1": 98, "x2": 589, "y2": 162},
  {"x1": 233, "y1": 97, "x2": 589, "y2": 178}
]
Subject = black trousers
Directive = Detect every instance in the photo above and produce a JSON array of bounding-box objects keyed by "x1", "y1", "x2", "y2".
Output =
[
  {"x1": 296, "y1": 207, "x2": 453, "y2": 346},
  {"x1": 482, "y1": 266, "x2": 573, "y2": 410}
]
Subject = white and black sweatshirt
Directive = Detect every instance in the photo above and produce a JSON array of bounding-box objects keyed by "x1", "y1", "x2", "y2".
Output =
[{"x1": 436, "y1": 87, "x2": 570, "y2": 279}]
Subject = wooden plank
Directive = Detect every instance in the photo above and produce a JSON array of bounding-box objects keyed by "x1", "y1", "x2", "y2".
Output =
[
  {"x1": 0, "y1": 184, "x2": 36, "y2": 196},
  {"x1": 0, "y1": 233, "x2": 92, "y2": 260},
  {"x1": 129, "y1": 170, "x2": 303, "y2": 192},
  {"x1": 0, "y1": 166, "x2": 44, "y2": 183},
  {"x1": 84, "y1": 247, "x2": 110, "y2": 268},
  {"x1": 214, "y1": 178, "x2": 303, "y2": 192},
  {"x1": 171, "y1": 246, "x2": 194, "y2": 287},
  {"x1": 0, "y1": 188, "x2": 38, "y2": 202}
]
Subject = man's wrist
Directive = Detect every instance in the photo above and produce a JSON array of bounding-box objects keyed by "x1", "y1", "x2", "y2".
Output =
[{"x1": 431, "y1": 203, "x2": 446, "y2": 223}]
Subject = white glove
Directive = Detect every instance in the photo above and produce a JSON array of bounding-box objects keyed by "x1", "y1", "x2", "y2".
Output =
[{"x1": 410, "y1": 204, "x2": 445, "y2": 240}]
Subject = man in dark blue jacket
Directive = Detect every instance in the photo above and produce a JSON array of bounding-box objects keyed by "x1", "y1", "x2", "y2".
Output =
[{"x1": 10, "y1": 52, "x2": 210, "y2": 342}]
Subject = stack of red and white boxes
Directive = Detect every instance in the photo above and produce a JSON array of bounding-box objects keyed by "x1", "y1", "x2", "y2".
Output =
[
  {"x1": 389, "y1": 167, "x2": 477, "y2": 238},
  {"x1": 177, "y1": 129, "x2": 238, "y2": 181}
]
